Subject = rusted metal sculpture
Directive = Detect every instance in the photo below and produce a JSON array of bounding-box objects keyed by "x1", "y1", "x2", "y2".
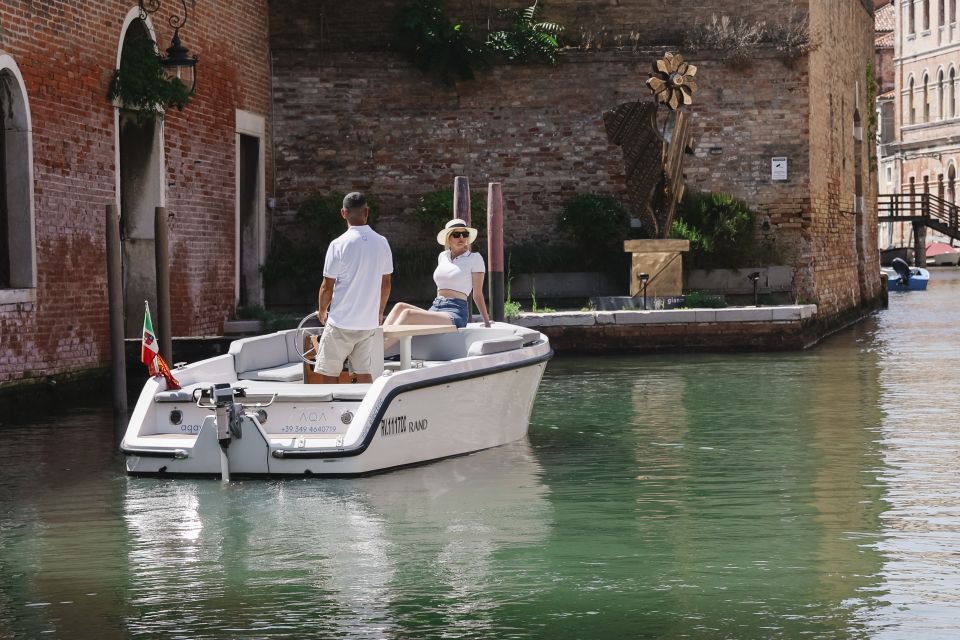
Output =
[
  {"x1": 647, "y1": 52, "x2": 698, "y2": 110},
  {"x1": 603, "y1": 52, "x2": 698, "y2": 238}
]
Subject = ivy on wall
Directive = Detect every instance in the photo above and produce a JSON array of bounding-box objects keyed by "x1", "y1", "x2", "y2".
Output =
[
  {"x1": 108, "y1": 36, "x2": 192, "y2": 118},
  {"x1": 396, "y1": 0, "x2": 563, "y2": 84}
]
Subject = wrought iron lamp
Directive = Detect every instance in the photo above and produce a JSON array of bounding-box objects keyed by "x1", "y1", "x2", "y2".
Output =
[
  {"x1": 139, "y1": 0, "x2": 198, "y2": 94},
  {"x1": 639, "y1": 272, "x2": 650, "y2": 310},
  {"x1": 747, "y1": 272, "x2": 761, "y2": 307}
]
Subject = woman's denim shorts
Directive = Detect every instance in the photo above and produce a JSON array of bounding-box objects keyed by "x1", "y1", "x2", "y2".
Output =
[{"x1": 429, "y1": 296, "x2": 469, "y2": 328}]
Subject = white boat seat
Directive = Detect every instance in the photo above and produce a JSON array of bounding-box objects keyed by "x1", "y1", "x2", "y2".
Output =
[
  {"x1": 405, "y1": 324, "x2": 524, "y2": 360},
  {"x1": 466, "y1": 335, "x2": 525, "y2": 356},
  {"x1": 513, "y1": 327, "x2": 542, "y2": 345},
  {"x1": 238, "y1": 362, "x2": 303, "y2": 383},
  {"x1": 230, "y1": 333, "x2": 288, "y2": 373}
]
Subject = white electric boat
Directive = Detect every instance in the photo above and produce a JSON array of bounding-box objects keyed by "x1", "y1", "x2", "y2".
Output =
[{"x1": 121, "y1": 318, "x2": 552, "y2": 478}]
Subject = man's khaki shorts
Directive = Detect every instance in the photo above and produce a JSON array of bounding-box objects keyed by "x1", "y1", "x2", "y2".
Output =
[{"x1": 314, "y1": 325, "x2": 377, "y2": 377}]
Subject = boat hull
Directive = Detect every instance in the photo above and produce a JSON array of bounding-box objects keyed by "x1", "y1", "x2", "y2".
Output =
[
  {"x1": 882, "y1": 267, "x2": 930, "y2": 291},
  {"x1": 123, "y1": 325, "x2": 552, "y2": 478},
  {"x1": 929, "y1": 252, "x2": 960, "y2": 266}
]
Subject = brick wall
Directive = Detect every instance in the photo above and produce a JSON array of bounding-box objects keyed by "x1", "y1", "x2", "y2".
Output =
[
  {"x1": 270, "y1": 0, "x2": 809, "y2": 53},
  {"x1": 270, "y1": 0, "x2": 880, "y2": 318},
  {"x1": 0, "y1": 0, "x2": 272, "y2": 386},
  {"x1": 806, "y1": 0, "x2": 882, "y2": 315}
]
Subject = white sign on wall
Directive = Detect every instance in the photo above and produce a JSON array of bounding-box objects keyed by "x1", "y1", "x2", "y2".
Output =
[{"x1": 772, "y1": 157, "x2": 788, "y2": 181}]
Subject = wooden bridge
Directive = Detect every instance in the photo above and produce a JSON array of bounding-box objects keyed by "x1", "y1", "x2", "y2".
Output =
[{"x1": 878, "y1": 193, "x2": 960, "y2": 264}]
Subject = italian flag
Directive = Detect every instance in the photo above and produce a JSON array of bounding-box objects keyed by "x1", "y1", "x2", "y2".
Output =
[
  {"x1": 141, "y1": 301, "x2": 159, "y2": 371},
  {"x1": 141, "y1": 301, "x2": 180, "y2": 390}
]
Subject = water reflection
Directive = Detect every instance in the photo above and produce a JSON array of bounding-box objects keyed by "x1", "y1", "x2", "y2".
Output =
[
  {"x1": 0, "y1": 410, "x2": 131, "y2": 639},
  {"x1": 4, "y1": 275, "x2": 960, "y2": 637},
  {"x1": 868, "y1": 269, "x2": 960, "y2": 637},
  {"x1": 120, "y1": 441, "x2": 551, "y2": 638},
  {"x1": 528, "y1": 340, "x2": 888, "y2": 637}
]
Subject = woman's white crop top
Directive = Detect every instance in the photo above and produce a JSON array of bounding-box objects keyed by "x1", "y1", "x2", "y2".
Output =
[{"x1": 433, "y1": 251, "x2": 485, "y2": 295}]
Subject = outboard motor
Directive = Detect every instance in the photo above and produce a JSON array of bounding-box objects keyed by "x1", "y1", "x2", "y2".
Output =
[
  {"x1": 891, "y1": 257, "x2": 911, "y2": 286},
  {"x1": 192, "y1": 383, "x2": 243, "y2": 481},
  {"x1": 194, "y1": 384, "x2": 275, "y2": 482}
]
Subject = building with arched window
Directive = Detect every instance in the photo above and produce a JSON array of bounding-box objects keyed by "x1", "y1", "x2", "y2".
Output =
[
  {"x1": 0, "y1": 0, "x2": 883, "y2": 392},
  {"x1": 0, "y1": 2, "x2": 273, "y2": 392},
  {"x1": 879, "y1": 0, "x2": 960, "y2": 248}
]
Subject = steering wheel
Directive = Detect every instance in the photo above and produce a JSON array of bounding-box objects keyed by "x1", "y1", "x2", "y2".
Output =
[{"x1": 295, "y1": 312, "x2": 324, "y2": 366}]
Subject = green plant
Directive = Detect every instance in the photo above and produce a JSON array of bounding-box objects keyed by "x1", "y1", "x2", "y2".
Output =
[
  {"x1": 670, "y1": 191, "x2": 757, "y2": 268},
  {"x1": 557, "y1": 194, "x2": 630, "y2": 268},
  {"x1": 504, "y1": 300, "x2": 522, "y2": 319},
  {"x1": 413, "y1": 187, "x2": 487, "y2": 233},
  {"x1": 108, "y1": 36, "x2": 192, "y2": 117},
  {"x1": 678, "y1": 291, "x2": 726, "y2": 309},
  {"x1": 397, "y1": 0, "x2": 488, "y2": 84},
  {"x1": 528, "y1": 280, "x2": 555, "y2": 313},
  {"x1": 487, "y1": 2, "x2": 563, "y2": 65},
  {"x1": 396, "y1": 0, "x2": 564, "y2": 84}
]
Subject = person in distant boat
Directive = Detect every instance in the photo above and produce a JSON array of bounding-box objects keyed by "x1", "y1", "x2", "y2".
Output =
[
  {"x1": 383, "y1": 218, "x2": 491, "y2": 334},
  {"x1": 315, "y1": 192, "x2": 393, "y2": 383}
]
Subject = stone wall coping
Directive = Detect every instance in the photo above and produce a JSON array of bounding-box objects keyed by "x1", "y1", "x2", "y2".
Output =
[
  {"x1": 513, "y1": 304, "x2": 818, "y2": 327},
  {"x1": 623, "y1": 239, "x2": 690, "y2": 253}
]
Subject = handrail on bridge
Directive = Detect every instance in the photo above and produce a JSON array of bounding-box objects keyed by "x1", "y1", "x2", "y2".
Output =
[{"x1": 878, "y1": 192, "x2": 960, "y2": 240}]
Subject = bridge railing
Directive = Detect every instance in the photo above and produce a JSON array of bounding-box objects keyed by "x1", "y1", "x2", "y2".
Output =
[{"x1": 878, "y1": 193, "x2": 959, "y2": 234}]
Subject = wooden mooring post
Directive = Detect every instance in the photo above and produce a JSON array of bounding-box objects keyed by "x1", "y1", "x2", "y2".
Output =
[
  {"x1": 487, "y1": 183, "x2": 504, "y2": 322},
  {"x1": 155, "y1": 206, "x2": 172, "y2": 362},
  {"x1": 454, "y1": 176, "x2": 471, "y2": 226},
  {"x1": 105, "y1": 205, "x2": 127, "y2": 437},
  {"x1": 912, "y1": 221, "x2": 927, "y2": 266}
]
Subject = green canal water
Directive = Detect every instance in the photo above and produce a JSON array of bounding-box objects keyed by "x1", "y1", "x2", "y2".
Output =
[{"x1": 3, "y1": 273, "x2": 960, "y2": 639}]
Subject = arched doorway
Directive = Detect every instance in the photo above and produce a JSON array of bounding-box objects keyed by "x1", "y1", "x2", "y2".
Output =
[
  {"x1": 114, "y1": 15, "x2": 165, "y2": 337},
  {"x1": 0, "y1": 54, "x2": 36, "y2": 302}
]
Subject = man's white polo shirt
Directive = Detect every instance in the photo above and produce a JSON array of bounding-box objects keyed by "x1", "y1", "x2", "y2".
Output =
[{"x1": 323, "y1": 225, "x2": 393, "y2": 330}]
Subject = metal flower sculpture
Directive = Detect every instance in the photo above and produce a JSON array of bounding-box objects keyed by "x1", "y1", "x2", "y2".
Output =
[
  {"x1": 603, "y1": 52, "x2": 700, "y2": 238},
  {"x1": 646, "y1": 52, "x2": 698, "y2": 110}
]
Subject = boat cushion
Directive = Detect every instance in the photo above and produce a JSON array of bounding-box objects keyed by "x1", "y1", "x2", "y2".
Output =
[
  {"x1": 238, "y1": 362, "x2": 304, "y2": 383},
  {"x1": 410, "y1": 332, "x2": 467, "y2": 360},
  {"x1": 513, "y1": 327, "x2": 541, "y2": 345},
  {"x1": 230, "y1": 333, "x2": 288, "y2": 374},
  {"x1": 466, "y1": 335, "x2": 525, "y2": 356}
]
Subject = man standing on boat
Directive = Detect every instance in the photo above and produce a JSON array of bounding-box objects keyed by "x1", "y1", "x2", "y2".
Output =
[{"x1": 315, "y1": 192, "x2": 393, "y2": 384}]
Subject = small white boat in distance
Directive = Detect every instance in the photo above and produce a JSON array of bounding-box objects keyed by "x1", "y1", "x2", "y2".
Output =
[
  {"x1": 925, "y1": 242, "x2": 960, "y2": 266},
  {"x1": 121, "y1": 320, "x2": 552, "y2": 478}
]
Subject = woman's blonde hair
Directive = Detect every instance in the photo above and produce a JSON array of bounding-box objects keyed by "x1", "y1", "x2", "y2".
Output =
[{"x1": 444, "y1": 237, "x2": 471, "y2": 252}]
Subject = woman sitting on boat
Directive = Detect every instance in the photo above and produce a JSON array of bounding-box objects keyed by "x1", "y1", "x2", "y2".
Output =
[{"x1": 383, "y1": 218, "x2": 491, "y2": 331}]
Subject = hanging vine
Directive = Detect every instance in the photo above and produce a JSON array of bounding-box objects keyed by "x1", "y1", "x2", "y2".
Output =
[{"x1": 108, "y1": 36, "x2": 192, "y2": 118}]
